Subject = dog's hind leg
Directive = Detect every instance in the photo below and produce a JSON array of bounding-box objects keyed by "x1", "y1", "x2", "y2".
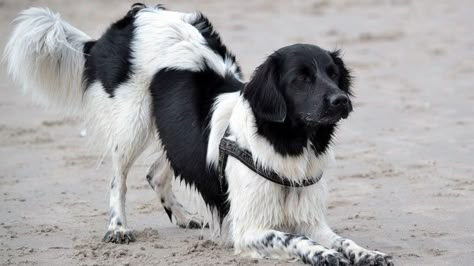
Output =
[
  {"x1": 102, "y1": 142, "x2": 147, "y2": 244},
  {"x1": 146, "y1": 154, "x2": 205, "y2": 229}
]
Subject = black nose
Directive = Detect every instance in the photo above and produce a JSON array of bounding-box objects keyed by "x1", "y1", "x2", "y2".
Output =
[{"x1": 329, "y1": 94, "x2": 348, "y2": 108}]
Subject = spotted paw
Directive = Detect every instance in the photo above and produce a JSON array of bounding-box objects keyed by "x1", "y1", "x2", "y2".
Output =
[
  {"x1": 306, "y1": 249, "x2": 350, "y2": 266},
  {"x1": 353, "y1": 250, "x2": 393, "y2": 266},
  {"x1": 102, "y1": 229, "x2": 136, "y2": 244}
]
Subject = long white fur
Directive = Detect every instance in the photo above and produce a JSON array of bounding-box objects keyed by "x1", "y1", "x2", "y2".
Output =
[
  {"x1": 4, "y1": 6, "x2": 391, "y2": 264},
  {"x1": 4, "y1": 7, "x2": 90, "y2": 114}
]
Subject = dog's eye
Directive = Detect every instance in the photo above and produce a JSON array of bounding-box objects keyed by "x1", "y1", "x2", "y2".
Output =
[
  {"x1": 296, "y1": 74, "x2": 312, "y2": 83},
  {"x1": 327, "y1": 67, "x2": 339, "y2": 81}
]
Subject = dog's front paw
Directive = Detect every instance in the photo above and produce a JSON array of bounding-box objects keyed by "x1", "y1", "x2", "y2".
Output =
[
  {"x1": 304, "y1": 249, "x2": 350, "y2": 266},
  {"x1": 352, "y1": 250, "x2": 393, "y2": 266},
  {"x1": 102, "y1": 228, "x2": 136, "y2": 244}
]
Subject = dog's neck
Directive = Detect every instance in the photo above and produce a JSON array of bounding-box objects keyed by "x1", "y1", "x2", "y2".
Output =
[
  {"x1": 227, "y1": 97, "x2": 334, "y2": 182},
  {"x1": 254, "y1": 118, "x2": 309, "y2": 156},
  {"x1": 254, "y1": 116, "x2": 335, "y2": 158}
]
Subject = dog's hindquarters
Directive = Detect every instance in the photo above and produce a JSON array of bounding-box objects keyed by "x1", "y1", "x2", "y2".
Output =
[
  {"x1": 4, "y1": 7, "x2": 91, "y2": 114},
  {"x1": 4, "y1": 6, "x2": 156, "y2": 243}
]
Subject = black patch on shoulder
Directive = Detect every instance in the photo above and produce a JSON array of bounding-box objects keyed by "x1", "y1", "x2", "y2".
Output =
[
  {"x1": 83, "y1": 10, "x2": 136, "y2": 97},
  {"x1": 188, "y1": 13, "x2": 242, "y2": 79},
  {"x1": 149, "y1": 65, "x2": 243, "y2": 220}
]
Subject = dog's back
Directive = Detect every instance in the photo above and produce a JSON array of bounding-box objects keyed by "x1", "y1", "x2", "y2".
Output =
[{"x1": 4, "y1": 4, "x2": 244, "y2": 238}]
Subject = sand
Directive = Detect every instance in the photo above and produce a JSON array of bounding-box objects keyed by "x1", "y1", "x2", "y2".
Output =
[{"x1": 1, "y1": 0, "x2": 473, "y2": 265}]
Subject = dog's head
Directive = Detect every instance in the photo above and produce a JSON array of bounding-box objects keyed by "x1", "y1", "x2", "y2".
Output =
[{"x1": 244, "y1": 44, "x2": 353, "y2": 127}]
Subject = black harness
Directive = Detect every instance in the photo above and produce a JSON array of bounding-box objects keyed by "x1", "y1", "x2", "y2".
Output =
[{"x1": 218, "y1": 129, "x2": 323, "y2": 190}]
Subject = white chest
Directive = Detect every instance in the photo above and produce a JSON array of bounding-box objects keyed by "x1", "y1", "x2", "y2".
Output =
[{"x1": 226, "y1": 157, "x2": 329, "y2": 237}]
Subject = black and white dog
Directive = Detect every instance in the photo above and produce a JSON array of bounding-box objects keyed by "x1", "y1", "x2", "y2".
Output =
[{"x1": 5, "y1": 4, "x2": 393, "y2": 266}]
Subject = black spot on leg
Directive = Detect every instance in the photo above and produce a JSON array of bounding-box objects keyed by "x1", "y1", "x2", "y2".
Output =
[
  {"x1": 163, "y1": 207, "x2": 173, "y2": 222},
  {"x1": 115, "y1": 145, "x2": 118, "y2": 152},
  {"x1": 282, "y1": 233, "x2": 307, "y2": 247},
  {"x1": 160, "y1": 198, "x2": 165, "y2": 204},
  {"x1": 116, "y1": 220, "x2": 122, "y2": 227},
  {"x1": 313, "y1": 251, "x2": 323, "y2": 257},
  {"x1": 349, "y1": 251, "x2": 355, "y2": 261},
  {"x1": 299, "y1": 251, "x2": 311, "y2": 264},
  {"x1": 111, "y1": 176, "x2": 117, "y2": 189},
  {"x1": 262, "y1": 233, "x2": 275, "y2": 247},
  {"x1": 283, "y1": 234, "x2": 294, "y2": 247},
  {"x1": 146, "y1": 175, "x2": 153, "y2": 188}
]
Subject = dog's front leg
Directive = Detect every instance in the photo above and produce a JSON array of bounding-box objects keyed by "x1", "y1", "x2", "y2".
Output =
[
  {"x1": 301, "y1": 222, "x2": 394, "y2": 266},
  {"x1": 235, "y1": 229, "x2": 349, "y2": 265}
]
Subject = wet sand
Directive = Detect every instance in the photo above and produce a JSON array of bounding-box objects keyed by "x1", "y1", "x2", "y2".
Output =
[{"x1": 1, "y1": 0, "x2": 473, "y2": 265}]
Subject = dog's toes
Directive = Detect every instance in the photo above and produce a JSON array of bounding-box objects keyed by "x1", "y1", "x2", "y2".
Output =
[
  {"x1": 130, "y1": 3, "x2": 147, "y2": 10},
  {"x1": 102, "y1": 230, "x2": 136, "y2": 244},
  {"x1": 308, "y1": 249, "x2": 347, "y2": 266},
  {"x1": 354, "y1": 251, "x2": 393, "y2": 266},
  {"x1": 178, "y1": 219, "x2": 207, "y2": 229},
  {"x1": 102, "y1": 230, "x2": 114, "y2": 242},
  {"x1": 187, "y1": 220, "x2": 204, "y2": 229},
  {"x1": 125, "y1": 231, "x2": 136, "y2": 242},
  {"x1": 127, "y1": 3, "x2": 147, "y2": 17}
]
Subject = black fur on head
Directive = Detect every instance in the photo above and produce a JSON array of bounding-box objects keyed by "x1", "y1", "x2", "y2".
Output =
[
  {"x1": 243, "y1": 54, "x2": 287, "y2": 123},
  {"x1": 243, "y1": 44, "x2": 353, "y2": 156},
  {"x1": 329, "y1": 49, "x2": 353, "y2": 97}
]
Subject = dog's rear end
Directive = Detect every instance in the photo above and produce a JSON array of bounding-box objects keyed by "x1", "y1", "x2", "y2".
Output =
[{"x1": 4, "y1": 5, "x2": 209, "y2": 243}]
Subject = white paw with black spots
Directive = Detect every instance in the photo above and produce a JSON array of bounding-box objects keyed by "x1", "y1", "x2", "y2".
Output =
[
  {"x1": 102, "y1": 229, "x2": 136, "y2": 244},
  {"x1": 304, "y1": 249, "x2": 350, "y2": 266},
  {"x1": 352, "y1": 250, "x2": 393, "y2": 266}
]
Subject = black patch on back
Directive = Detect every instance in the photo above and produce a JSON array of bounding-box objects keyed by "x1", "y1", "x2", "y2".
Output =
[
  {"x1": 150, "y1": 65, "x2": 243, "y2": 219},
  {"x1": 83, "y1": 11, "x2": 136, "y2": 97},
  {"x1": 188, "y1": 13, "x2": 243, "y2": 79}
]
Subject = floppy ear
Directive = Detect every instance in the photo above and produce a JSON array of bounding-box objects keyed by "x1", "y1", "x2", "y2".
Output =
[
  {"x1": 243, "y1": 54, "x2": 287, "y2": 123},
  {"x1": 330, "y1": 50, "x2": 353, "y2": 96}
]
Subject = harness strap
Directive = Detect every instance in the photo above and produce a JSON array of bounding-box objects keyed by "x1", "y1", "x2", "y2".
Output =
[{"x1": 218, "y1": 129, "x2": 323, "y2": 189}]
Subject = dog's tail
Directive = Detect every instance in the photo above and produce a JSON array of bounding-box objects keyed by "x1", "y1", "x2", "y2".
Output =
[{"x1": 4, "y1": 7, "x2": 92, "y2": 114}]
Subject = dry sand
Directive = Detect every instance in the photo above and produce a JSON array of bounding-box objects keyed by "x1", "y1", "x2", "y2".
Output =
[{"x1": 1, "y1": 0, "x2": 473, "y2": 265}]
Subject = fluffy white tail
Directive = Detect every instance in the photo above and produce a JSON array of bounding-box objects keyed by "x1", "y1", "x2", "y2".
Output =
[{"x1": 4, "y1": 7, "x2": 91, "y2": 114}]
